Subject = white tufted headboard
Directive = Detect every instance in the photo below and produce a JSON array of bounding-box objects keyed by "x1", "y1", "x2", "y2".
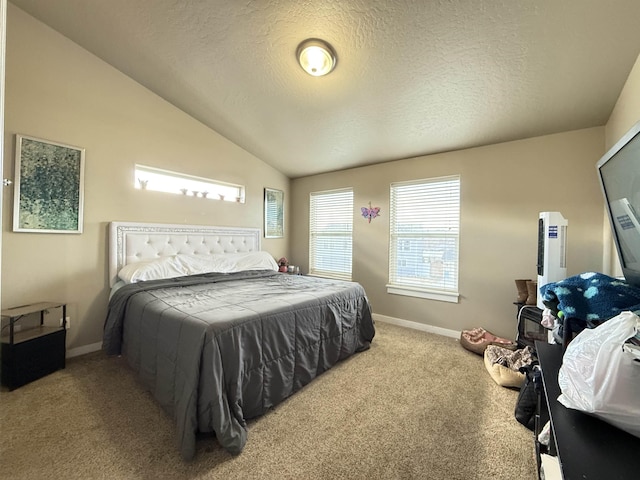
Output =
[{"x1": 109, "y1": 222, "x2": 261, "y2": 287}]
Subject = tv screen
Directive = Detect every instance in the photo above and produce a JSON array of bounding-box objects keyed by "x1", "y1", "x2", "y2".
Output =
[{"x1": 597, "y1": 120, "x2": 640, "y2": 289}]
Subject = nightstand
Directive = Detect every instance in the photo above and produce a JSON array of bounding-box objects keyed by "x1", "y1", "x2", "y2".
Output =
[{"x1": 1, "y1": 302, "x2": 67, "y2": 390}]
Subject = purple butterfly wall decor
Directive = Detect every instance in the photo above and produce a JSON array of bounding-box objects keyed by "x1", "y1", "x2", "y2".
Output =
[{"x1": 361, "y1": 202, "x2": 380, "y2": 223}]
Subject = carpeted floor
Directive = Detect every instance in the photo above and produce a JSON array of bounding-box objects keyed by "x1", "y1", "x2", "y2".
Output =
[{"x1": 0, "y1": 321, "x2": 537, "y2": 479}]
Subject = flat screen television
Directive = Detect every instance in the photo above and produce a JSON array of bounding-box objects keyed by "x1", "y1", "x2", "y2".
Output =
[{"x1": 597, "y1": 120, "x2": 640, "y2": 289}]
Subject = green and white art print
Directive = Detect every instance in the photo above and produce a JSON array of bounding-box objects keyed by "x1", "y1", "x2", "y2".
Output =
[
  {"x1": 264, "y1": 187, "x2": 284, "y2": 238},
  {"x1": 13, "y1": 135, "x2": 85, "y2": 233}
]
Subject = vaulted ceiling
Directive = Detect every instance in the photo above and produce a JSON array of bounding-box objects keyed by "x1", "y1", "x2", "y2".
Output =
[{"x1": 10, "y1": 0, "x2": 640, "y2": 178}]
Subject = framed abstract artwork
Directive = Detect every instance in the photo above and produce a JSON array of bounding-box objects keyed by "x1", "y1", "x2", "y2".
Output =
[
  {"x1": 264, "y1": 187, "x2": 284, "y2": 238},
  {"x1": 13, "y1": 134, "x2": 85, "y2": 233}
]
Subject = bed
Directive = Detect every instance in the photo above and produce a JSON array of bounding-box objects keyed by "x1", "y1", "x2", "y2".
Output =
[{"x1": 103, "y1": 222, "x2": 375, "y2": 460}]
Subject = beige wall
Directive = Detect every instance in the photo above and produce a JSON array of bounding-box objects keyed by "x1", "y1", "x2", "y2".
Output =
[
  {"x1": 5, "y1": 5, "x2": 638, "y2": 351},
  {"x1": 291, "y1": 128, "x2": 605, "y2": 338},
  {"x1": 606, "y1": 54, "x2": 640, "y2": 150},
  {"x1": 602, "y1": 53, "x2": 640, "y2": 276},
  {"x1": 2, "y1": 5, "x2": 289, "y2": 352},
  {"x1": 291, "y1": 54, "x2": 640, "y2": 340}
]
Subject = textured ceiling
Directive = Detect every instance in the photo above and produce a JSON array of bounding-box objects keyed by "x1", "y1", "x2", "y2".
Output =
[{"x1": 9, "y1": 0, "x2": 640, "y2": 178}]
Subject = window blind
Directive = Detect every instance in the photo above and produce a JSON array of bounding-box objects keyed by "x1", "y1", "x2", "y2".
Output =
[
  {"x1": 389, "y1": 176, "x2": 460, "y2": 297},
  {"x1": 309, "y1": 188, "x2": 353, "y2": 280}
]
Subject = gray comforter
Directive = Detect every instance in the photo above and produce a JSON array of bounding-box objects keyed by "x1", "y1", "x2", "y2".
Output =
[{"x1": 103, "y1": 270, "x2": 375, "y2": 460}]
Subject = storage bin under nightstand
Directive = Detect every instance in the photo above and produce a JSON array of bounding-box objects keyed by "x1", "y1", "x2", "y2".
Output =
[{"x1": 1, "y1": 302, "x2": 66, "y2": 390}]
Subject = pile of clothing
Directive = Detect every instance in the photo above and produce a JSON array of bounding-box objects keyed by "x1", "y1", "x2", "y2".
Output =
[
  {"x1": 459, "y1": 327, "x2": 535, "y2": 388},
  {"x1": 483, "y1": 345, "x2": 536, "y2": 388}
]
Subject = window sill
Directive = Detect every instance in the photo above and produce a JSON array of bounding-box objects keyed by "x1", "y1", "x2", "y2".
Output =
[
  {"x1": 386, "y1": 284, "x2": 459, "y2": 303},
  {"x1": 307, "y1": 272, "x2": 352, "y2": 282}
]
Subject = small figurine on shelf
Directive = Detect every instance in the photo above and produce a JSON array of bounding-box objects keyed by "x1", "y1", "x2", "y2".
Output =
[{"x1": 277, "y1": 257, "x2": 289, "y2": 273}]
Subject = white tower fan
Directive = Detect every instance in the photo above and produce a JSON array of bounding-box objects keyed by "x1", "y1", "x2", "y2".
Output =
[{"x1": 537, "y1": 212, "x2": 568, "y2": 309}]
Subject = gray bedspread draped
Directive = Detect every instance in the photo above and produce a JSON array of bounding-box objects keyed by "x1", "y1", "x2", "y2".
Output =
[{"x1": 103, "y1": 270, "x2": 375, "y2": 460}]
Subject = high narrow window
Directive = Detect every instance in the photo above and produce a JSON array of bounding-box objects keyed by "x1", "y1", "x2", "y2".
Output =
[
  {"x1": 309, "y1": 188, "x2": 354, "y2": 280},
  {"x1": 135, "y1": 165, "x2": 244, "y2": 202},
  {"x1": 388, "y1": 176, "x2": 460, "y2": 303}
]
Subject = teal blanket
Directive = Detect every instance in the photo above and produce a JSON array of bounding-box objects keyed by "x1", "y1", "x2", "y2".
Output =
[{"x1": 540, "y1": 272, "x2": 640, "y2": 326}]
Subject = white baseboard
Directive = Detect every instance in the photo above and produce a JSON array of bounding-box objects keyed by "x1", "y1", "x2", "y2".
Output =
[
  {"x1": 373, "y1": 313, "x2": 460, "y2": 339},
  {"x1": 67, "y1": 341, "x2": 102, "y2": 358}
]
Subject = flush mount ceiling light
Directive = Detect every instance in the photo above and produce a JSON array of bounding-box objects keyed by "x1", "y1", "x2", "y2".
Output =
[{"x1": 296, "y1": 38, "x2": 337, "y2": 77}]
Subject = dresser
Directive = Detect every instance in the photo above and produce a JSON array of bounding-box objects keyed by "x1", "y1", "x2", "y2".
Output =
[{"x1": 535, "y1": 341, "x2": 640, "y2": 479}]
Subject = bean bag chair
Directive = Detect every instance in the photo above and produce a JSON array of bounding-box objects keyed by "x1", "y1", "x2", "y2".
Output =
[{"x1": 460, "y1": 327, "x2": 517, "y2": 355}]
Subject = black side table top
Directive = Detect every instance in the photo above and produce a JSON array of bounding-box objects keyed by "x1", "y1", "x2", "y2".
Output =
[{"x1": 536, "y1": 341, "x2": 640, "y2": 480}]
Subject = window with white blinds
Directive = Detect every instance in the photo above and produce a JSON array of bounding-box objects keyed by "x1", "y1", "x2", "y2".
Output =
[
  {"x1": 309, "y1": 188, "x2": 354, "y2": 280},
  {"x1": 388, "y1": 175, "x2": 460, "y2": 303}
]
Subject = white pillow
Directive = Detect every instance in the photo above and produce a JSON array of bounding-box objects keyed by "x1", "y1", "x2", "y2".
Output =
[
  {"x1": 118, "y1": 251, "x2": 278, "y2": 283},
  {"x1": 117, "y1": 256, "x2": 187, "y2": 283},
  {"x1": 177, "y1": 251, "x2": 278, "y2": 274},
  {"x1": 227, "y1": 251, "x2": 279, "y2": 272}
]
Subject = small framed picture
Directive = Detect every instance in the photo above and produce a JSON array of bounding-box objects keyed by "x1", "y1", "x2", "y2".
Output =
[
  {"x1": 264, "y1": 187, "x2": 284, "y2": 238},
  {"x1": 13, "y1": 134, "x2": 85, "y2": 233}
]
